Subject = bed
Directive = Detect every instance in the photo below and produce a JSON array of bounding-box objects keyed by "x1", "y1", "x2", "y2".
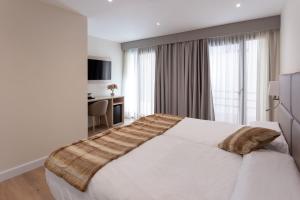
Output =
[{"x1": 45, "y1": 73, "x2": 300, "y2": 200}]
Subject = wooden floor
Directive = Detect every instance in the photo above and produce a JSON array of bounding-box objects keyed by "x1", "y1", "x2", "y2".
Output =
[
  {"x1": 0, "y1": 167, "x2": 54, "y2": 200},
  {"x1": 88, "y1": 124, "x2": 110, "y2": 137},
  {"x1": 88, "y1": 118, "x2": 135, "y2": 137}
]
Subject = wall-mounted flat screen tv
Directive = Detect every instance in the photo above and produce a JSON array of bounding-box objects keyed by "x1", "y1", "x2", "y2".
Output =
[{"x1": 88, "y1": 59, "x2": 111, "y2": 80}]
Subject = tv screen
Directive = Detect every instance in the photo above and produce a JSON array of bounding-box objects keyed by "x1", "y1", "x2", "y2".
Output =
[{"x1": 88, "y1": 59, "x2": 111, "y2": 80}]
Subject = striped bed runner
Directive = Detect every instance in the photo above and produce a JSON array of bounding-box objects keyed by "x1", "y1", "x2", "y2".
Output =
[{"x1": 44, "y1": 113, "x2": 183, "y2": 191}]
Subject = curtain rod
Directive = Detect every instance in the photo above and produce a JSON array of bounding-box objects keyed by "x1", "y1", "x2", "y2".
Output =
[{"x1": 121, "y1": 16, "x2": 280, "y2": 50}]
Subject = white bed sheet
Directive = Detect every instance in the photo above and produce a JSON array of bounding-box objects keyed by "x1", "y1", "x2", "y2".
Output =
[
  {"x1": 46, "y1": 118, "x2": 243, "y2": 200},
  {"x1": 165, "y1": 118, "x2": 242, "y2": 146},
  {"x1": 231, "y1": 150, "x2": 300, "y2": 200}
]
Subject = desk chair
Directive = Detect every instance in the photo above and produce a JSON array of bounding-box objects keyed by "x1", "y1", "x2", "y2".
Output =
[{"x1": 88, "y1": 100, "x2": 109, "y2": 133}]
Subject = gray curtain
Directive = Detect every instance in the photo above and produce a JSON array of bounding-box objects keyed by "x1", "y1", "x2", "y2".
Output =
[{"x1": 154, "y1": 39, "x2": 215, "y2": 120}]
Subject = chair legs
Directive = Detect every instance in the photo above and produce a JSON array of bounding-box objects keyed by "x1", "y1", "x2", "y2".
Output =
[
  {"x1": 104, "y1": 114, "x2": 109, "y2": 128},
  {"x1": 91, "y1": 116, "x2": 95, "y2": 133},
  {"x1": 90, "y1": 115, "x2": 109, "y2": 133}
]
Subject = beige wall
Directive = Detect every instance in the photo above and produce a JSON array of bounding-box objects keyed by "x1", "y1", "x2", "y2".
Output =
[
  {"x1": 0, "y1": 0, "x2": 87, "y2": 171},
  {"x1": 281, "y1": 0, "x2": 300, "y2": 74},
  {"x1": 88, "y1": 36, "x2": 123, "y2": 96}
]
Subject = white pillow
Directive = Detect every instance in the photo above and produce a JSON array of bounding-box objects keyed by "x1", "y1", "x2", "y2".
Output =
[
  {"x1": 248, "y1": 121, "x2": 289, "y2": 154},
  {"x1": 231, "y1": 150, "x2": 300, "y2": 200}
]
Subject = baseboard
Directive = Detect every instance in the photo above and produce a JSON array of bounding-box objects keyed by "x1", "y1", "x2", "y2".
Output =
[{"x1": 0, "y1": 156, "x2": 47, "y2": 182}]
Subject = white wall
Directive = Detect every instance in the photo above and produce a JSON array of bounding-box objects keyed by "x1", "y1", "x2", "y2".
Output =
[
  {"x1": 0, "y1": 0, "x2": 87, "y2": 172},
  {"x1": 88, "y1": 36, "x2": 123, "y2": 96},
  {"x1": 281, "y1": 0, "x2": 300, "y2": 74}
]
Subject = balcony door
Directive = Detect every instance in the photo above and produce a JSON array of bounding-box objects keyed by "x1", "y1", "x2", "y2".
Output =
[{"x1": 209, "y1": 35, "x2": 264, "y2": 124}]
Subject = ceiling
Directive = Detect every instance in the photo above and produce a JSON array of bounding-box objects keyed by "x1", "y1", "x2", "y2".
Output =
[{"x1": 39, "y1": 0, "x2": 286, "y2": 43}]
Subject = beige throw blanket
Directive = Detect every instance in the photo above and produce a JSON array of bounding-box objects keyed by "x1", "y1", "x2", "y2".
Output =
[{"x1": 44, "y1": 114, "x2": 183, "y2": 191}]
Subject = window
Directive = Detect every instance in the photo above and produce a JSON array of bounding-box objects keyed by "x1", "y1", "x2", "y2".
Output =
[
  {"x1": 122, "y1": 48, "x2": 156, "y2": 119},
  {"x1": 209, "y1": 35, "x2": 268, "y2": 124}
]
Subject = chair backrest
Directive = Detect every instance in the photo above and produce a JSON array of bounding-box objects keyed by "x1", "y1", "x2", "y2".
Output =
[{"x1": 88, "y1": 100, "x2": 108, "y2": 116}]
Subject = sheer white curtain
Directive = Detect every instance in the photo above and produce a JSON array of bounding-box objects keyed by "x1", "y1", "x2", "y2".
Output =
[
  {"x1": 209, "y1": 37, "x2": 241, "y2": 123},
  {"x1": 122, "y1": 48, "x2": 156, "y2": 119},
  {"x1": 246, "y1": 33, "x2": 269, "y2": 122},
  {"x1": 244, "y1": 35, "x2": 259, "y2": 123},
  {"x1": 209, "y1": 32, "x2": 273, "y2": 124}
]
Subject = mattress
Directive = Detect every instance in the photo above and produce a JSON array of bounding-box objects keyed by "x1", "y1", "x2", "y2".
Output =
[{"x1": 46, "y1": 118, "x2": 299, "y2": 200}]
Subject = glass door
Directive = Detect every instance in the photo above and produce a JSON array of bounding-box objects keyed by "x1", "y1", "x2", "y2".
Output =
[{"x1": 209, "y1": 36, "x2": 259, "y2": 124}]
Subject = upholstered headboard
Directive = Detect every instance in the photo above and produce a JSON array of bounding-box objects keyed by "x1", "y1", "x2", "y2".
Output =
[{"x1": 278, "y1": 73, "x2": 300, "y2": 169}]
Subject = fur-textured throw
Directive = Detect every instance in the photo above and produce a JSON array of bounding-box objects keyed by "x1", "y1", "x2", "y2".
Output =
[
  {"x1": 218, "y1": 126, "x2": 280, "y2": 155},
  {"x1": 44, "y1": 114, "x2": 183, "y2": 191}
]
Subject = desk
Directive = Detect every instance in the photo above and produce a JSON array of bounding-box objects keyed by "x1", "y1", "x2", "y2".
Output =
[{"x1": 88, "y1": 96, "x2": 124, "y2": 128}]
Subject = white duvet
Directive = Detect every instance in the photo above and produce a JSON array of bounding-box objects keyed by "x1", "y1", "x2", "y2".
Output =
[{"x1": 46, "y1": 118, "x2": 300, "y2": 200}]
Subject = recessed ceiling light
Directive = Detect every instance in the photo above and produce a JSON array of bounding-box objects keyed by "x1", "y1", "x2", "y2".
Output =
[
  {"x1": 236, "y1": 3, "x2": 241, "y2": 8},
  {"x1": 156, "y1": 22, "x2": 161, "y2": 26},
  {"x1": 108, "y1": 0, "x2": 113, "y2": 2}
]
